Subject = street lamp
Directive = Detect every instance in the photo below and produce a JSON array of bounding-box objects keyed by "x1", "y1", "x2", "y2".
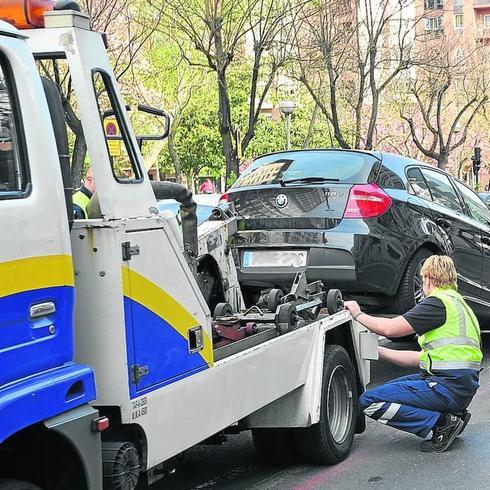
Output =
[{"x1": 279, "y1": 100, "x2": 295, "y2": 150}]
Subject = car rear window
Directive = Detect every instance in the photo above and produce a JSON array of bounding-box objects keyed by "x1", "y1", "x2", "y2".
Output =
[{"x1": 233, "y1": 151, "x2": 380, "y2": 188}]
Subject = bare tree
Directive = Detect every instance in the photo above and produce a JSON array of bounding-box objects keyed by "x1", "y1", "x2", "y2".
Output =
[
  {"x1": 401, "y1": 36, "x2": 489, "y2": 170},
  {"x1": 240, "y1": 1, "x2": 304, "y2": 154},
  {"x1": 155, "y1": 0, "x2": 301, "y2": 183},
  {"x1": 294, "y1": 0, "x2": 420, "y2": 150}
]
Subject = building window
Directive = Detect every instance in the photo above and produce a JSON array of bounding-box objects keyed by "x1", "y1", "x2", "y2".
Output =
[
  {"x1": 425, "y1": 16, "x2": 443, "y2": 32},
  {"x1": 455, "y1": 13, "x2": 463, "y2": 28},
  {"x1": 484, "y1": 14, "x2": 490, "y2": 28},
  {"x1": 425, "y1": 0, "x2": 443, "y2": 10},
  {"x1": 454, "y1": 0, "x2": 463, "y2": 12}
]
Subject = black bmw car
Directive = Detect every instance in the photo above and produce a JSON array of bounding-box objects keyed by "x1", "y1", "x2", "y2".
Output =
[{"x1": 222, "y1": 149, "x2": 490, "y2": 321}]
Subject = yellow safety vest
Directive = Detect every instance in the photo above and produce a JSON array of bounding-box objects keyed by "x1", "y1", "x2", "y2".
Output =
[
  {"x1": 73, "y1": 189, "x2": 91, "y2": 219},
  {"x1": 418, "y1": 287, "x2": 482, "y2": 373}
]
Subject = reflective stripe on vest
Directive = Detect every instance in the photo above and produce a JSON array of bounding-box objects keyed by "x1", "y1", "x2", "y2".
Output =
[
  {"x1": 422, "y1": 336, "x2": 480, "y2": 350},
  {"x1": 73, "y1": 190, "x2": 90, "y2": 219},
  {"x1": 418, "y1": 288, "x2": 482, "y2": 374},
  {"x1": 420, "y1": 360, "x2": 481, "y2": 371}
]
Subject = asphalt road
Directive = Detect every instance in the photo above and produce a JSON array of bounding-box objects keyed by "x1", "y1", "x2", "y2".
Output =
[{"x1": 155, "y1": 336, "x2": 490, "y2": 490}]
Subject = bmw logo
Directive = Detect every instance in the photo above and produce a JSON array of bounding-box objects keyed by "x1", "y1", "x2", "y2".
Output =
[{"x1": 275, "y1": 193, "x2": 288, "y2": 208}]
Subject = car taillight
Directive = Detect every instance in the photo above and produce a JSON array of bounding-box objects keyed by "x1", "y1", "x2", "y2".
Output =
[
  {"x1": 219, "y1": 192, "x2": 229, "y2": 205},
  {"x1": 343, "y1": 183, "x2": 392, "y2": 219}
]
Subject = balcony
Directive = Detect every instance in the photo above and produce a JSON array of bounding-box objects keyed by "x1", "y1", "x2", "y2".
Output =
[
  {"x1": 476, "y1": 27, "x2": 490, "y2": 41},
  {"x1": 474, "y1": 0, "x2": 490, "y2": 9}
]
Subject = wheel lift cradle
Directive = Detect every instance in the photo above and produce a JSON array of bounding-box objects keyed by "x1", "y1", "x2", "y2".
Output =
[{"x1": 0, "y1": 8, "x2": 378, "y2": 489}]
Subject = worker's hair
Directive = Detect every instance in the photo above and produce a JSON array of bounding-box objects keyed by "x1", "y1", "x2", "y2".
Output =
[{"x1": 420, "y1": 255, "x2": 458, "y2": 289}]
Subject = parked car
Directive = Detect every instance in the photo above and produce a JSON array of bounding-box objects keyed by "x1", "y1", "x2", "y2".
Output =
[
  {"x1": 157, "y1": 193, "x2": 221, "y2": 225},
  {"x1": 222, "y1": 149, "x2": 490, "y2": 322},
  {"x1": 479, "y1": 192, "x2": 490, "y2": 208}
]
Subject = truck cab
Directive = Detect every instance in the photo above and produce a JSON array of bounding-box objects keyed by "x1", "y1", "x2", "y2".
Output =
[{"x1": 0, "y1": 12, "x2": 101, "y2": 490}]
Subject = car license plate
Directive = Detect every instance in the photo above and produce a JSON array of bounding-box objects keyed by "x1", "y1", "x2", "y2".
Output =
[{"x1": 242, "y1": 250, "x2": 307, "y2": 268}]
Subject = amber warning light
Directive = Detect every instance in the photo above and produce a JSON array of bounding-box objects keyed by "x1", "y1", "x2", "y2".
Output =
[{"x1": 0, "y1": 0, "x2": 55, "y2": 30}]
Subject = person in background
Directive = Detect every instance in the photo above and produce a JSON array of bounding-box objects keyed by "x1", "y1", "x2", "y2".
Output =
[
  {"x1": 73, "y1": 167, "x2": 95, "y2": 219},
  {"x1": 344, "y1": 255, "x2": 482, "y2": 453},
  {"x1": 199, "y1": 178, "x2": 215, "y2": 194}
]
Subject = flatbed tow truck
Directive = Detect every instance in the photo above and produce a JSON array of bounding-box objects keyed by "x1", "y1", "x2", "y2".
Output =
[{"x1": 0, "y1": 2, "x2": 378, "y2": 489}]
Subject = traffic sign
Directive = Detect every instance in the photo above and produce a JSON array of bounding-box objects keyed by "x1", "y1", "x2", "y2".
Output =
[{"x1": 104, "y1": 118, "x2": 121, "y2": 157}]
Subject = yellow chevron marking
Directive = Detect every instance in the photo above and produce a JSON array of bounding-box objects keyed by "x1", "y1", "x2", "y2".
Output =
[{"x1": 122, "y1": 266, "x2": 213, "y2": 366}]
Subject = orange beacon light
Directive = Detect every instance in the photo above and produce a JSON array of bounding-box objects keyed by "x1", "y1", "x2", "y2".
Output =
[{"x1": 0, "y1": 0, "x2": 55, "y2": 29}]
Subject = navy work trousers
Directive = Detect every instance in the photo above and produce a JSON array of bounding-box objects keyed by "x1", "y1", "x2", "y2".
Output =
[{"x1": 359, "y1": 373, "x2": 470, "y2": 438}]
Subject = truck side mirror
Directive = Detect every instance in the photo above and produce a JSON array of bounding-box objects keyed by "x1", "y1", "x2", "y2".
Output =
[
  {"x1": 102, "y1": 104, "x2": 171, "y2": 149},
  {"x1": 134, "y1": 104, "x2": 171, "y2": 148}
]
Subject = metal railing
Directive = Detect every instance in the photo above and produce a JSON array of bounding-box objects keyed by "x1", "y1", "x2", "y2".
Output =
[{"x1": 474, "y1": 0, "x2": 490, "y2": 7}]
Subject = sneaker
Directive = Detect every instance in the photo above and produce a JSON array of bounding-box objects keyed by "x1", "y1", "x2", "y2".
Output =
[
  {"x1": 457, "y1": 411, "x2": 471, "y2": 438},
  {"x1": 420, "y1": 414, "x2": 464, "y2": 453}
]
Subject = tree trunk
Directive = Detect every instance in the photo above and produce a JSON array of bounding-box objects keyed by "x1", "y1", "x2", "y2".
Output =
[
  {"x1": 365, "y1": 49, "x2": 379, "y2": 150},
  {"x1": 303, "y1": 102, "x2": 319, "y2": 149},
  {"x1": 143, "y1": 140, "x2": 165, "y2": 180},
  {"x1": 168, "y1": 130, "x2": 182, "y2": 184},
  {"x1": 217, "y1": 70, "x2": 238, "y2": 184},
  {"x1": 213, "y1": 18, "x2": 238, "y2": 185},
  {"x1": 438, "y1": 151, "x2": 448, "y2": 171},
  {"x1": 327, "y1": 63, "x2": 350, "y2": 149},
  {"x1": 71, "y1": 134, "x2": 87, "y2": 189}
]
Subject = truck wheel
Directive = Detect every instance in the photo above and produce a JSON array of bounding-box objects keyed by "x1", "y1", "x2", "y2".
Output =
[
  {"x1": 102, "y1": 441, "x2": 140, "y2": 490},
  {"x1": 295, "y1": 345, "x2": 357, "y2": 465},
  {"x1": 0, "y1": 480, "x2": 42, "y2": 490},
  {"x1": 251, "y1": 428, "x2": 298, "y2": 465}
]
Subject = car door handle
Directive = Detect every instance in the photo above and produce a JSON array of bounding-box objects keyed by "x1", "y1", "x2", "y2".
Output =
[
  {"x1": 30, "y1": 301, "x2": 56, "y2": 319},
  {"x1": 482, "y1": 236, "x2": 490, "y2": 246},
  {"x1": 435, "y1": 217, "x2": 452, "y2": 230}
]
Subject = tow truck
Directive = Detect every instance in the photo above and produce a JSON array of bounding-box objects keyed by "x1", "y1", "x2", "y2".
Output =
[{"x1": 0, "y1": 2, "x2": 378, "y2": 489}]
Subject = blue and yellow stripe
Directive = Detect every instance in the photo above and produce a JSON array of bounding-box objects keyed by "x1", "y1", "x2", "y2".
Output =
[{"x1": 0, "y1": 254, "x2": 74, "y2": 298}]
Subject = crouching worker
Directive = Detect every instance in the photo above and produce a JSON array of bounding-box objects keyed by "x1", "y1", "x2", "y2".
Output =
[{"x1": 344, "y1": 255, "x2": 482, "y2": 452}]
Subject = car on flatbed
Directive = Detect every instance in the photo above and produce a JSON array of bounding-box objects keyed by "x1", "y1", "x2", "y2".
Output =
[{"x1": 223, "y1": 149, "x2": 490, "y2": 322}]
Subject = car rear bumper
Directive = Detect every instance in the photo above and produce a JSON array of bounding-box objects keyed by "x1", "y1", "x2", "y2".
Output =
[
  {"x1": 234, "y1": 226, "x2": 409, "y2": 295},
  {"x1": 238, "y1": 247, "x2": 357, "y2": 287}
]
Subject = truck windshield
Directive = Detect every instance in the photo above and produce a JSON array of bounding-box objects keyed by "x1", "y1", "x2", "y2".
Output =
[{"x1": 233, "y1": 151, "x2": 379, "y2": 188}]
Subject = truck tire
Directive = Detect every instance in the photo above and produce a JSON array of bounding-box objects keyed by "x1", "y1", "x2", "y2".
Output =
[
  {"x1": 102, "y1": 441, "x2": 140, "y2": 490},
  {"x1": 294, "y1": 345, "x2": 357, "y2": 465},
  {"x1": 0, "y1": 480, "x2": 42, "y2": 490},
  {"x1": 251, "y1": 428, "x2": 298, "y2": 465}
]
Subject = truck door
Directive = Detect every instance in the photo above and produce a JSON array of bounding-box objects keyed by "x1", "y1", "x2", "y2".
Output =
[
  {"x1": 0, "y1": 32, "x2": 75, "y2": 388},
  {"x1": 123, "y1": 227, "x2": 214, "y2": 397}
]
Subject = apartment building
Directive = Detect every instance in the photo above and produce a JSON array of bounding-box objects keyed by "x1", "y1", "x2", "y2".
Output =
[{"x1": 417, "y1": 0, "x2": 490, "y2": 43}]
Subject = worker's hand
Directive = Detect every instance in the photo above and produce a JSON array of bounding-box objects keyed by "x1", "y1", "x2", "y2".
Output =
[{"x1": 344, "y1": 300, "x2": 361, "y2": 316}]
